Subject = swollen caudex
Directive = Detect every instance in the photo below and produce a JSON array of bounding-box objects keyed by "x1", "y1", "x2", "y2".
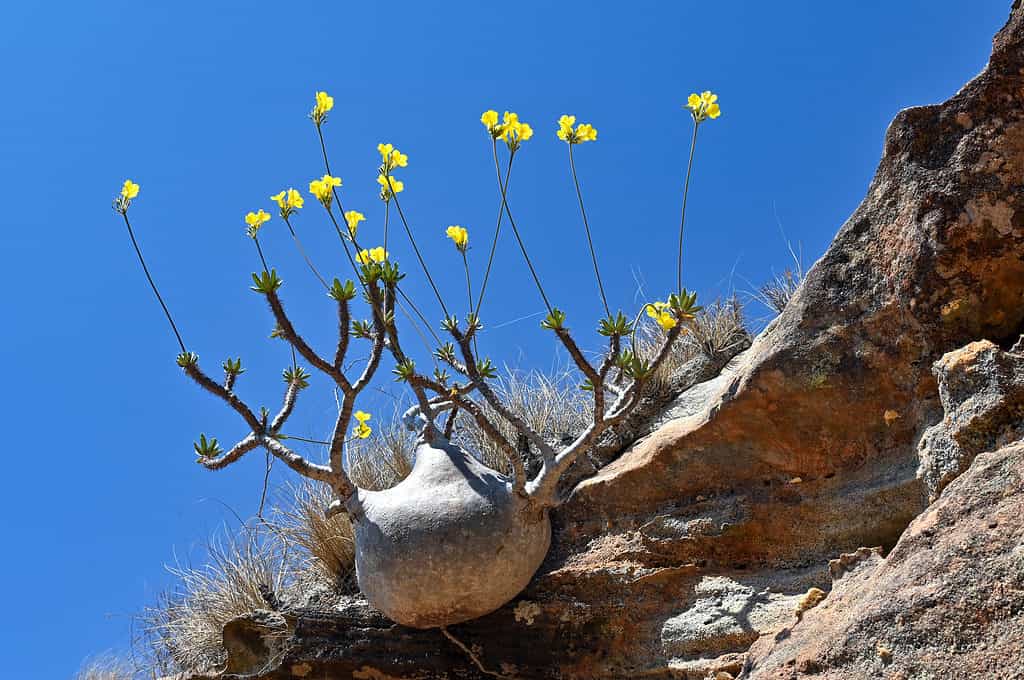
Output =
[{"x1": 115, "y1": 89, "x2": 720, "y2": 627}]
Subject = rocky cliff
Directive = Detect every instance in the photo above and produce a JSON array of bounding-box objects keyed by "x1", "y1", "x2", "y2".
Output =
[{"x1": 179, "y1": 3, "x2": 1024, "y2": 678}]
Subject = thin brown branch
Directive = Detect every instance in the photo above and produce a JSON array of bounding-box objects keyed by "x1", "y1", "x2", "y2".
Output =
[
  {"x1": 450, "y1": 326, "x2": 555, "y2": 463},
  {"x1": 264, "y1": 289, "x2": 349, "y2": 389},
  {"x1": 182, "y1": 362, "x2": 262, "y2": 432},
  {"x1": 196, "y1": 434, "x2": 261, "y2": 470},
  {"x1": 333, "y1": 297, "x2": 351, "y2": 370}
]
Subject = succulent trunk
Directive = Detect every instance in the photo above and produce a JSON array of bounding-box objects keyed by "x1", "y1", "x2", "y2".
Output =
[{"x1": 348, "y1": 437, "x2": 551, "y2": 628}]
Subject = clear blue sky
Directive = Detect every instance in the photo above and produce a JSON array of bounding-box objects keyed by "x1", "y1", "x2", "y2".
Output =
[{"x1": 0, "y1": 1, "x2": 1009, "y2": 676}]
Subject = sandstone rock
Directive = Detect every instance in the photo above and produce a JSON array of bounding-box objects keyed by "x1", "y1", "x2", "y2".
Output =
[
  {"x1": 917, "y1": 338, "x2": 1024, "y2": 500},
  {"x1": 741, "y1": 440, "x2": 1024, "y2": 679},
  {"x1": 190, "y1": 3, "x2": 1024, "y2": 677}
]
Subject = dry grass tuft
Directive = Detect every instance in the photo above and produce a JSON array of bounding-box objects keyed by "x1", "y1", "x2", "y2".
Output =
[
  {"x1": 272, "y1": 480, "x2": 357, "y2": 591},
  {"x1": 140, "y1": 532, "x2": 300, "y2": 673},
  {"x1": 346, "y1": 416, "x2": 416, "y2": 491},
  {"x1": 75, "y1": 656, "x2": 134, "y2": 680},
  {"x1": 758, "y1": 267, "x2": 803, "y2": 314},
  {"x1": 639, "y1": 296, "x2": 749, "y2": 390},
  {"x1": 456, "y1": 368, "x2": 591, "y2": 474}
]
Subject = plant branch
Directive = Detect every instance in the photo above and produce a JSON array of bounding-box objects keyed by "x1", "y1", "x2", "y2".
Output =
[{"x1": 264, "y1": 289, "x2": 349, "y2": 389}]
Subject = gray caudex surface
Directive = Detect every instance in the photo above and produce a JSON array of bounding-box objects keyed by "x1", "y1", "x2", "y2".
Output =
[{"x1": 347, "y1": 437, "x2": 551, "y2": 628}]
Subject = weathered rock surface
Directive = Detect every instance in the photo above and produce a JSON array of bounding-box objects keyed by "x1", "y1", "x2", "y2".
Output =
[
  {"x1": 917, "y1": 338, "x2": 1024, "y2": 501},
  {"x1": 181, "y1": 3, "x2": 1024, "y2": 678},
  {"x1": 742, "y1": 440, "x2": 1024, "y2": 679}
]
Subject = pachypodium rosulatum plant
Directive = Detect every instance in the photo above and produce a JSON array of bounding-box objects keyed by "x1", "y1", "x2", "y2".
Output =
[{"x1": 113, "y1": 89, "x2": 719, "y2": 629}]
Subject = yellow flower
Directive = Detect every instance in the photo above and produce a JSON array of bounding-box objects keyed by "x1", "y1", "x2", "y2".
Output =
[
  {"x1": 344, "y1": 210, "x2": 365, "y2": 238},
  {"x1": 576, "y1": 123, "x2": 598, "y2": 142},
  {"x1": 352, "y1": 410, "x2": 372, "y2": 439},
  {"x1": 270, "y1": 188, "x2": 304, "y2": 217},
  {"x1": 445, "y1": 225, "x2": 469, "y2": 251},
  {"x1": 376, "y1": 173, "x2": 404, "y2": 201},
  {"x1": 686, "y1": 90, "x2": 721, "y2": 123},
  {"x1": 500, "y1": 111, "x2": 533, "y2": 150},
  {"x1": 311, "y1": 90, "x2": 334, "y2": 125},
  {"x1": 645, "y1": 301, "x2": 677, "y2": 331},
  {"x1": 309, "y1": 174, "x2": 342, "y2": 207},
  {"x1": 115, "y1": 179, "x2": 140, "y2": 213},
  {"x1": 356, "y1": 246, "x2": 389, "y2": 264},
  {"x1": 377, "y1": 142, "x2": 408, "y2": 172},
  {"x1": 556, "y1": 114, "x2": 598, "y2": 144},
  {"x1": 556, "y1": 115, "x2": 576, "y2": 141},
  {"x1": 480, "y1": 109, "x2": 503, "y2": 138},
  {"x1": 244, "y1": 209, "x2": 271, "y2": 239},
  {"x1": 121, "y1": 179, "x2": 140, "y2": 199}
]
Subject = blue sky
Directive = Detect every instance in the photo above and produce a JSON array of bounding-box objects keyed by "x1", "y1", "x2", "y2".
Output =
[{"x1": 0, "y1": 1, "x2": 1010, "y2": 676}]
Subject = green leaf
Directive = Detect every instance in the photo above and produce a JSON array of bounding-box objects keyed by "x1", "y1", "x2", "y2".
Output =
[
  {"x1": 328, "y1": 278, "x2": 356, "y2": 302},
  {"x1": 283, "y1": 365, "x2": 312, "y2": 389},
  {"x1": 476, "y1": 357, "x2": 498, "y2": 380},
  {"x1": 441, "y1": 315, "x2": 459, "y2": 333},
  {"x1": 380, "y1": 261, "x2": 404, "y2": 285},
  {"x1": 351, "y1": 319, "x2": 372, "y2": 339},
  {"x1": 434, "y1": 342, "x2": 457, "y2": 364},
  {"x1": 176, "y1": 351, "x2": 199, "y2": 368},
  {"x1": 250, "y1": 269, "x2": 283, "y2": 294},
  {"x1": 193, "y1": 433, "x2": 223, "y2": 458},
  {"x1": 222, "y1": 357, "x2": 244, "y2": 376},
  {"x1": 598, "y1": 310, "x2": 632, "y2": 337},
  {"x1": 392, "y1": 358, "x2": 416, "y2": 382},
  {"x1": 540, "y1": 308, "x2": 567, "y2": 331}
]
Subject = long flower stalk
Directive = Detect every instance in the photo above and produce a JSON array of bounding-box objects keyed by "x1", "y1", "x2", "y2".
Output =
[
  {"x1": 676, "y1": 122, "x2": 699, "y2": 296},
  {"x1": 490, "y1": 143, "x2": 553, "y2": 314},
  {"x1": 568, "y1": 143, "x2": 610, "y2": 316},
  {"x1": 474, "y1": 143, "x2": 514, "y2": 317},
  {"x1": 120, "y1": 211, "x2": 187, "y2": 353}
]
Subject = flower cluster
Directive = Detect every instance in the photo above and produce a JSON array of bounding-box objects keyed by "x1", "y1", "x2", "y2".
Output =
[
  {"x1": 445, "y1": 225, "x2": 469, "y2": 252},
  {"x1": 310, "y1": 90, "x2": 334, "y2": 126},
  {"x1": 270, "y1": 188, "x2": 304, "y2": 218},
  {"x1": 244, "y1": 209, "x2": 271, "y2": 238},
  {"x1": 352, "y1": 410, "x2": 372, "y2": 439},
  {"x1": 480, "y1": 110, "x2": 533, "y2": 150},
  {"x1": 309, "y1": 174, "x2": 342, "y2": 208},
  {"x1": 344, "y1": 210, "x2": 365, "y2": 239},
  {"x1": 377, "y1": 143, "x2": 408, "y2": 202},
  {"x1": 556, "y1": 115, "x2": 598, "y2": 144},
  {"x1": 645, "y1": 301, "x2": 677, "y2": 331},
  {"x1": 499, "y1": 111, "x2": 532, "y2": 150},
  {"x1": 685, "y1": 91, "x2": 721, "y2": 123},
  {"x1": 114, "y1": 179, "x2": 140, "y2": 213},
  {"x1": 356, "y1": 246, "x2": 389, "y2": 265},
  {"x1": 377, "y1": 143, "x2": 408, "y2": 173}
]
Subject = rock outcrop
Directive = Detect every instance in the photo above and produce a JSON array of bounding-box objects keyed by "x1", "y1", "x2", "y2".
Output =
[
  {"x1": 917, "y1": 339, "x2": 1024, "y2": 501},
  {"x1": 742, "y1": 440, "x2": 1024, "y2": 679},
  {"x1": 180, "y1": 3, "x2": 1024, "y2": 678}
]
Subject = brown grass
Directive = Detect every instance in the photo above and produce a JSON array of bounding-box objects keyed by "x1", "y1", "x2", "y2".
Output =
[
  {"x1": 456, "y1": 368, "x2": 591, "y2": 474},
  {"x1": 638, "y1": 296, "x2": 748, "y2": 390},
  {"x1": 75, "y1": 656, "x2": 134, "y2": 680},
  {"x1": 758, "y1": 268, "x2": 802, "y2": 313},
  {"x1": 140, "y1": 531, "x2": 301, "y2": 673},
  {"x1": 272, "y1": 480, "x2": 357, "y2": 591}
]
